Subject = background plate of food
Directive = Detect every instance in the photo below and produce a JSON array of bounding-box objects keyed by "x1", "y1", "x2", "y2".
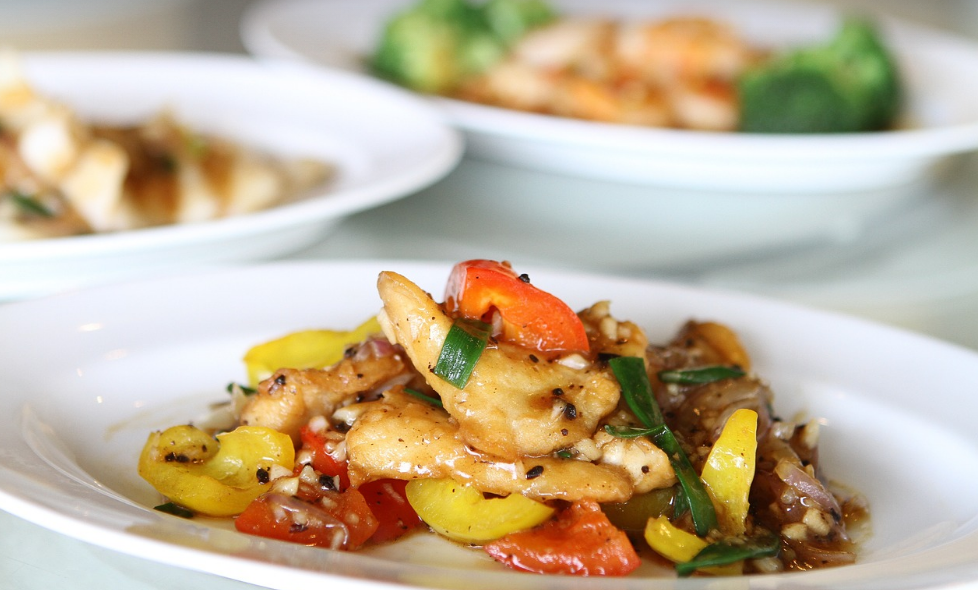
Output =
[
  {"x1": 0, "y1": 52, "x2": 463, "y2": 300},
  {"x1": 0, "y1": 259, "x2": 976, "y2": 589},
  {"x1": 241, "y1": 0, "x2": 978, "y2": 193}
]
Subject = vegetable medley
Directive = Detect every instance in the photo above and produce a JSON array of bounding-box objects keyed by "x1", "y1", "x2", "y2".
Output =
[
  {"x1": 372, "y1": 0, "x2": 901, "y2": 133},
  {"x1": 139, "y1": 259, "x2": 866, "y2": 577}
]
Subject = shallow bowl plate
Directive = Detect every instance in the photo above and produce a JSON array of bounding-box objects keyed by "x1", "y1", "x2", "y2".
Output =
[{"x1": 0, "y1": 260, "x2": 976, "y2": 589}]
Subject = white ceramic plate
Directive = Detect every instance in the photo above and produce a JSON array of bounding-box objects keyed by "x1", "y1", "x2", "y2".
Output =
[
  {"x1": 241, "y1": 0, "x2": 978, "y2": 193},
  {"x1": 0, "y1": 260, "x2": 977, "y2": 590},
  {"x1": 0, "y1": 53, "x2": 462, "y2": 301}
]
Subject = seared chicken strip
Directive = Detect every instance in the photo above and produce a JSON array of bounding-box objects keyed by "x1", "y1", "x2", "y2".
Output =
[
  {"x1": 345, "y1": 388, "x2": 673, "y2": 502},
  {"x1": 239, "y1": 342, "x2": 410, "y2": 443},
  {"x1": 376, "y1": 271, "x2": 623, "y2": 461}
]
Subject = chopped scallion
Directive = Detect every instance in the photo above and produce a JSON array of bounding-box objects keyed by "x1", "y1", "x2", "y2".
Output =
[
  {"x1": 607, "y1": 355, "x2": 718, "y2": 536},
  {"x1": 404, "y1": 387, "x2": 443, "y2": 408},
  {"x1": 658, "y1": 366, "x2": 746, "y2": 385},
  {"x1": 433, "y1": 318, "x2": 491, "y2": 388},
  {"x1": 676, "y1": 532, "x2": 781, "y2": 577},
  {"x1": 609, "y1": 356, "x2": 665, "y2": 428},
  {"x1": 8, "y1": 191, "x2": 54, "y2": 218},
  {"x1": 154, "y1": 502, "x2": 194, "y2": 518},
  {"x1": 226, "y1": 382, "x2": 256, "y2": 396},
  {"x1": 648, "y1": 426, "x2": 718, "y2": 536}
]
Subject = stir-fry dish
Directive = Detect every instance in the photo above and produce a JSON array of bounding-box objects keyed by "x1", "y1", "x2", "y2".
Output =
[
  {"x1": 139, "y1": 260, "x2": 867, "y2": 577},
  {"x1": 372, "y1": 0, "x2": 901, "y2": 133},
  {"x1": 0, "y1": 52, "x2": 333, "y2": 242}
]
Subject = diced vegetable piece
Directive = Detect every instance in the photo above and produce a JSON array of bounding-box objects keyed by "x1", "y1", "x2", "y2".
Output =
[
  {"x1": 433, "y1": 317, "x2": 492, "y2": 388},
  {"x1": 298, "y1": 424, "x2": 351, "y2": 491},
  {"x1": 444, "y1": 259, "x2": 590, "y2": 352},
  {"x1": 138, "y1": 425, "x2": 294, "y2": 517},
  {"x1": 404, "y1": 478, "x2": 554, "y2": 543},
  {"x1": 700, "y1": 409, "x2": 758, "y2": 535},
  {"x1": 358, "y1": 479, "x2": 425, "y2": 543},
  {"x1": 602, "y1": 486, "x2": 676, "y2": 533},
  {"x1": 242, "y1": 316, "x2": 381, "y2": 387},
  {"x1": 235, "y1": 489, "x2": 378, "y2": 550},
  {"x1": 485, "y1": 500, "x2": 641, "y2": 576}
]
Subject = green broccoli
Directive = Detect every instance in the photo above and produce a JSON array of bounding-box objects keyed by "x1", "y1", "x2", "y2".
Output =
[
  {"x1": 738, "y1": 17, "x2": 901, "y2": 134},
  {"x1": 371, "y1": 0, "x2": 554, "y2": 95},
  {"x1": 482, "y1": 0, "x2": 556, "y2": 45}
]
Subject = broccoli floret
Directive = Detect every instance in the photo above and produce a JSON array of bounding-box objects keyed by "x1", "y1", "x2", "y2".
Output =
[
  {"x1": 738, "y1": 17, "x2": 901, "y2": 133},
  {"x1": 482, "y1": 0, "x2": 556, "y2": 45},
  {"x1": 372, "y1": 10, "x2": 465, "y2": 94},
  {"x1": 371, "y1": 0, "x2": 552, "y2": 94}
]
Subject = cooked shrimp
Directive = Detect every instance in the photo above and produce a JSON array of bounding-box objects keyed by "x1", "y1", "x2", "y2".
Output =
[
  {"x1": 456, "y1": 16, "x2": 756, "y2": 130},
  {"x1": 614, "y1": 17, "x2": 758, "y2": 85},
  {"x1": 377, "y1": 271, "x2": 622, "y2": 461}
]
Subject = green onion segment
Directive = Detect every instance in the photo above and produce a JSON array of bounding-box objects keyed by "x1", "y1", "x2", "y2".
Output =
[
  {"x1": 404, "y1": 387, "x2": 444, "y2": 408},
  {"x1": 658, "y1": 366, "x2": 746, "y2": 385},
  {"x1": 676, "y1": 533, "x2": 781, "y2": 577},
  {"x1": 154, "y1": 502, "x2": 194, "y2": 518},
  {"x1": 8, "y1": 191, "x2": 54, "y2": 217},
  {"x1": 433, "y1": 318, "x2": 492, "y2": 388},
  {"x1": 607, "y1": 356, "x2": 718, "y2": 536},
  {"x1": 609, "y1": 356, "x2": 665, "y2": 428}
]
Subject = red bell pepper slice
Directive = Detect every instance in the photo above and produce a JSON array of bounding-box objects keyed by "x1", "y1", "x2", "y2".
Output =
[
  {"x1": 444, "y1": 259, "x2": 590, "y2": 353},
  {"x1": 357, "y1": 478, "x2": 424, "y2": 543},
  {"x1": 235, "y1": 489, "x2": 378, "y2": 551},
  {"x1": 483, "y1": 500, "x2": 641, "y2": 576},
  {"x1": 299, "y1": 424, "x2": 351, "y2": 490}
]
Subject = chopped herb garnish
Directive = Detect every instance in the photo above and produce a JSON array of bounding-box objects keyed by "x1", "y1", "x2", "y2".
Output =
[
  {"x1": 226, "y1": 382, "x2": 256, "y2": 396},
  {"x1": 433, "y1": 318, "x2": 491, "y2": 388},
  {"x1": 609, "y1": 356, "x2": 665, "y2": 429},
  {"x1": 658, "y1": 366, "x2": 746, "y2": 385},
  {"x1": 8, "y1": 191, "x2": 54, "y2": 218},
  {"x1": 676, "y1": 532, "x2": 781, "y2": 577},
  {"x1": 603, "y1": 424, "x2": 659, "y2": 438},
  {"x1": 607, "y1": 356, "x2": 718, "y2": 536},
  {"x1": 404, "y1": 387, "x2": 443, "y2": 408},
  {"x1": 154, "y1": 502, "x2": 194, "y2": 518}
]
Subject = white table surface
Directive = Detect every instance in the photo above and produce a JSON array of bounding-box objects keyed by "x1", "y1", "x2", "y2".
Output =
[{"x1": 2, "y1": 1, "x2": 978, "y2": 589}]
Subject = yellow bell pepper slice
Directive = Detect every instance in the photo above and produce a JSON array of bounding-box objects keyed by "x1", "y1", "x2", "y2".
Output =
[
  {"x1": 138, "y1": 424, "x2": 295, "y2": 517},
  {"x1": 243, "y1": 316, "x2": 382, "y2": 387},
  {"x1": 405, "y1": 478, "x2": 555, "y2": 544},
  {"x1": 644, "y1": 516, "x2": 742, "y2": 575},
  {"x1": 700, "y1": 408, "x2": 758, "y2": 536}
]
